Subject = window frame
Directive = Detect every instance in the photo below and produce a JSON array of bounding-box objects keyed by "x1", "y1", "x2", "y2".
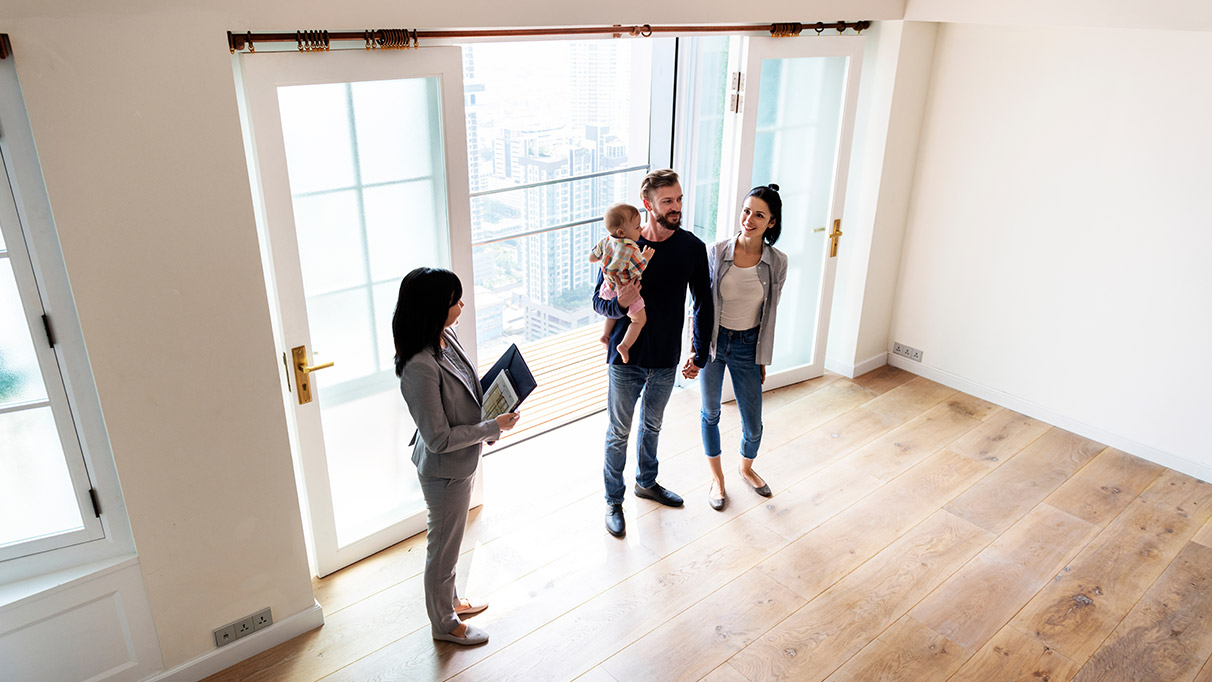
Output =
[{"x1": 0, "y1": 55, "x2": 134, "y2": 586}]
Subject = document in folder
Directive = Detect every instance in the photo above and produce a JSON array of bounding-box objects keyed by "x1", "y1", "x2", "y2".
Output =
[{"x1": 480, "y1": 344, "x2": 537, "y2": 420}]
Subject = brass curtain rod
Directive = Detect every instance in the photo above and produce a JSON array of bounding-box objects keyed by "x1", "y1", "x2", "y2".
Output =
[{"x1": 227, "y1": 21, "x2": 871, "y2": 53}]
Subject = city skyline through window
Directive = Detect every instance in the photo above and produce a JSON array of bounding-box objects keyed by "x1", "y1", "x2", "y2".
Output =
[{"x1": 462, "y1": 40, "x2": 654, "y2": 363}]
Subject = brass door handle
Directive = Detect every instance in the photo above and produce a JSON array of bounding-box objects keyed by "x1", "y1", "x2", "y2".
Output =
[
  {"x1": 291, "y1": 345, "x2": 334, "y2": 405},
  {"x1": 298, "y1": 360, "x2": 335, "y2": 374}
]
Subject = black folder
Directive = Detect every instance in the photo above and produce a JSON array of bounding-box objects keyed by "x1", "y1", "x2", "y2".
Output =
[{"x1": 479, "y1": 343, "x2": 537, "y2": 412}]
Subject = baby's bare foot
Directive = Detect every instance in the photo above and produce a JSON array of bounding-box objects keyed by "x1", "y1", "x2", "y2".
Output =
[{"x1": 617, "y1": 343, "x2": 630, "y2": 363}]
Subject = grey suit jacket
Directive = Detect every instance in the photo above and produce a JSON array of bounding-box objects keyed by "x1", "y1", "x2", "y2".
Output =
[{"x1": 399, "y1": 329, "x2": 501, "y2": 479}]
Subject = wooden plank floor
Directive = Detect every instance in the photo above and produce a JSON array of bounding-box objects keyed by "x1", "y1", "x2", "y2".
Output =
[{"x1": 206, "y1": 366, "x2": 1212, "y2": 682}]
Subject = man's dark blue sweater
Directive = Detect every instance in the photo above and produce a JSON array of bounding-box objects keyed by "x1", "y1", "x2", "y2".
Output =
[{"x1": 592, "y1": 227, "x2": 714, "y2": 368}]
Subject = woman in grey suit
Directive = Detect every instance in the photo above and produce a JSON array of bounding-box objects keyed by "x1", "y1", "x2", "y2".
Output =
[{"x1": 393, "y1": 267, "x2": 520, "y2": 646}]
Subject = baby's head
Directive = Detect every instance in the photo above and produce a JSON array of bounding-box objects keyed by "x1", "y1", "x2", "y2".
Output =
[{"x1": 604, "y1": 203, "x2": 641, "y2": 241}]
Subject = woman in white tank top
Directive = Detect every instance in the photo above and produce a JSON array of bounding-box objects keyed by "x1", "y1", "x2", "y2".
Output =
[{"x1": 700, "y1": 185, "x2": 788, "y2": 510}]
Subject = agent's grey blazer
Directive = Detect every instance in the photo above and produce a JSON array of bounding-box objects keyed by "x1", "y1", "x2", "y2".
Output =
[{"x1": 399, "y1": 329, "x2": 501, "y2": 479}]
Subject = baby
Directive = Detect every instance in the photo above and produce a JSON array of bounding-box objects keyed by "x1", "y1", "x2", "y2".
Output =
[{"x1": 589, "y1": 203, "x2": 655, "y2": 363}]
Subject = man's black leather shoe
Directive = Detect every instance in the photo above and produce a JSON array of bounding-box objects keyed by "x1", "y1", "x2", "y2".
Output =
[
  {"x1": 634, "y1": 482, "x2": 684, "y2": 508},
  {"x1": 605, "y1": 503, "x2": 626, "y2": 537}
]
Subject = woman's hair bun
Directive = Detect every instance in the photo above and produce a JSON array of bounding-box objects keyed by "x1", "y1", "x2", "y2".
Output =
[{"x1": 768, "y1": 183, "x2": 780, "y2": 192}]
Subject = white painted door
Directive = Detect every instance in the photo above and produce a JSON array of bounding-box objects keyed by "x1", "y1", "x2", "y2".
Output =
[
  {"x1": 240, "y1": 47, "x2": 474, "y2": 577},
  {"x1": 719, "y1": 35, "x2": 864, "y2": 393}
]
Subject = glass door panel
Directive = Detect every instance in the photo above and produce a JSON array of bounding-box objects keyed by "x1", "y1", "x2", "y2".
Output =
[
  {"x1": 723, "y1": 36, "x2": 864, "y2": 392},
  {"x1": 0, "y1": 151, "x2": 102, "y2": 561},
  {"x1": 750, "y1": 56, "x2": 847, "y2": 373}
]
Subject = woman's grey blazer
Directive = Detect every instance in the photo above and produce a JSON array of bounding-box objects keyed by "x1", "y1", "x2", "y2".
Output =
[{"x1": 399, "y1": 329, "x2": 501, "y2": 479}]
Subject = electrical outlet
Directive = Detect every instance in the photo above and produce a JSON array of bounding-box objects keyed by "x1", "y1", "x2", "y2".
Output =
[
  {"x1": 234, "y1": 616, "x2": 255, "y2": 639},
  {"x1": 213, "y1": 624, "x2": 237, "y2": 648},
  {"x1": 892, "y1": 341, "x2": 923, "y2": 362},
  {"x1": 252, "y1": 608, "x2": 273, "y2": 631},
  {"x1": 214, "y1": 607, "x2": 272, "y2": 648}
]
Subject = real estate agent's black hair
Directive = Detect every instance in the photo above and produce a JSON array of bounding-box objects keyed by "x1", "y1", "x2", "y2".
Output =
[{"x1": 393, "y1": 267, "x2": 463, "y2": 376}]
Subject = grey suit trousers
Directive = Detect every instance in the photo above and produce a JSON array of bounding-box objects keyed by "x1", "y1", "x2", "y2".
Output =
[{"x1": 418, "y1": 470, "x2": 476, "y2": 635}]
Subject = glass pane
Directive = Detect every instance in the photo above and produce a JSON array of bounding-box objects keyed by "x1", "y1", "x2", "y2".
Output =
[
  {"x1": 751, "y1": 56, "x2": 847, "y2": 372},
  {"x1": 371, "y1": 281, "x2": 399, "y2": 372},
  {"x1": 320, "y1": 386, "x2": 422, "y2": 547},
  {"x1": 364, "y1": 179, "x2": 445, "y2": 283},
  {"x1": 278, "y1": 75, "x2": 452, "y2": 548},
  {"x1": 472, "y1": 224, "x2": 604, "y2": 365},
  {"x1": 688, "y1": 37, "x2": 730, "y2": 244},
  {"x1": 0, "y1": 258, "x2": 49, "y2": 406},
  {"x1": 278, "y1": 83, "x2": 357, "y2": 194},
  {"x1": 308, "y1": 288, "x2": 375, "y2": 386},
  {"x1": 352, "y1": 78, "x2": 437, "y2": 185},
  {"x1": 0, "y1": 407, "x2": 83, "y2": 548},
  {"x1": 292, "y1": 190, "x2": 365, "y2": 296},
  {"x1": 461, "y1": 39, "x2": 653, "y2": 441}
]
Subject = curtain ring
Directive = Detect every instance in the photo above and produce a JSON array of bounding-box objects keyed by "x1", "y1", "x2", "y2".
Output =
[
  {"x1": 412, "y1": 29, "x2": 419, "y2": 49},
  {"x1": 815, "y1": 22, "x2": 825, "y2": 35},
  {"x1": 640, "y1": 24, "x2": 652, "y2": 37},
  {"x1": 837, "y1": 22, "x2": 847, "y2": 34},
  {"x1": 247, "y1": 31, "x2": 255, "y2": 53},
  {"x1": 296, "y1": 30, "x2": 303, "y2": 52}
]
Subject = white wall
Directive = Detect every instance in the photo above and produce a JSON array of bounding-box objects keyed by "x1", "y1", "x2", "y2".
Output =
[
  {"x1": 905, "y1": 0, "x2": 1212, "y2": 32},
  {"x1": 827, "y1": 20, "x2": 937, "y2": 376},
  {"x1": 0, "y1": 0, "x2": 906, "y2": 672},
  {"x1": 892, "y1": 22, "x2": 1212, "y2": 479}
]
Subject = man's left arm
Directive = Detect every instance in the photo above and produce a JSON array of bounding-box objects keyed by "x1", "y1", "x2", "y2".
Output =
[{"x1": 685, "y1": 240, "x2": 714, "y2": 373}]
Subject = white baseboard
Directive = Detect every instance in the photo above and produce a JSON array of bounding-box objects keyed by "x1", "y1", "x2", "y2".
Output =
[
  {"x1": 825, "y1": 352, "x2": 888, "y2": 379},
  {"x1": 886, "y1": 354, "x2": 1212, "y2": 484},
  {"x1": 146, "y1": 600, "x2": 324, "y2": 682}
]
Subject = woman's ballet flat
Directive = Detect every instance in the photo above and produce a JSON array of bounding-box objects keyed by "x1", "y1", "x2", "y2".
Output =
[
  {"x1": 455, "y1": 599, "x2": 489, "y2": 617},
  {"x1": 433, "y1": 624, "x2": 489, "y2": 646},
  {"x1": 739, "y1": 466, "x2": 772, "y2": 497},
  {"x1": 708, "y1": 485, "x2": 727, "y2": 511}
]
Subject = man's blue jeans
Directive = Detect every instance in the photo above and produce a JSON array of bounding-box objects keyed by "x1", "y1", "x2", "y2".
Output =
[
  {"x1": 700, "y1": 326, "x2": 764, "y2": 460},
  {"x1": 604, "y1": 365, "x2": 676, "y2": 504}
]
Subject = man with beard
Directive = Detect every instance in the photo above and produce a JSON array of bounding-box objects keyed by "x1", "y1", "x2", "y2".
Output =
[{"x1": 592, "y1": 168, "x2": 714, "y2": 537}]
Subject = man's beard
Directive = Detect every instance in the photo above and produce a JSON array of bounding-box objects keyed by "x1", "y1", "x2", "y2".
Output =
[{"x1": 654, "y1": 209, "x2": 682, "y2": 230}]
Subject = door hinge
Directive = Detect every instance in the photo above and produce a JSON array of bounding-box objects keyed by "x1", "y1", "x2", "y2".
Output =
[
  {"x1": 42, "y1": 314, "x2": 55, "y2": 347},
  {"x1": 88, "y1": 488, "x2": 102, "y2": 517},
  {"x1": 729, "y1": 93, "x2": 744, "y2": 114},
  {"x1": 282, "y1": 352, "x2": 292, "y2": 393},
  {"x1": 729, "y1": 71, "x2": 745, "y2": 114}
]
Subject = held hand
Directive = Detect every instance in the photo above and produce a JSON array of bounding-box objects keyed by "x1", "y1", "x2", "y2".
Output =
[
  {"x1": 640, "y1": 246, "x2": 656, "y2": 261},
  {"x1": 616, "y1": 280, "x2": 641, "y2": 308},
  {"x1": 496, "y1": 412, "x2": 520, "y2": 432},
  {"x1": 681, "y1": 354, "x2": 701, "y2": 380},
  {"x1": 760, "y1": 365, "x2": 767, "y2": 384}
]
